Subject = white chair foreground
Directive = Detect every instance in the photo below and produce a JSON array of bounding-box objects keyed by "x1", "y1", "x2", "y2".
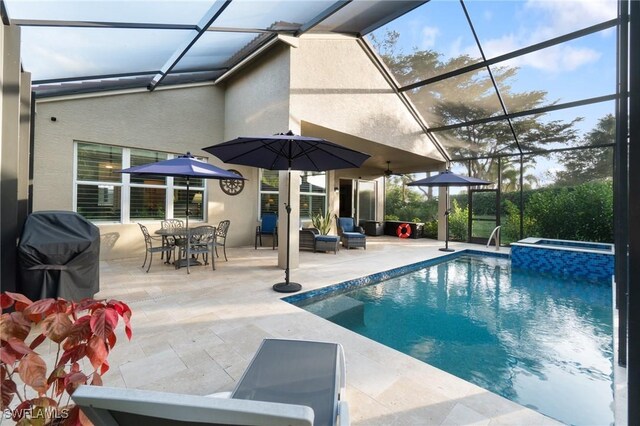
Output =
[{"x1": 72, "y1": 339, "x2": 349, "y2": 426}]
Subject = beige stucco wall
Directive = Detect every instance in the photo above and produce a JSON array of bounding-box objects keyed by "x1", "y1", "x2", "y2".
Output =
[
  {"x1": 289, "y1": 35, "x2": 443, "y2": 163},
  {"x1": 222, "y1": 43, "x2": 297, "y2": 269},
  {"x1": 290, "y1": 35, "x2": 441, "y2": 233},
  {"x1": 33, "y1": 85, "x2": 230, "y2": 260}
]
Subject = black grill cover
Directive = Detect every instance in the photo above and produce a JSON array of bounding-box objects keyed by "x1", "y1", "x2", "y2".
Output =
[{"x1": 18, "y1": 211, "x2": 100, "y2": 301}]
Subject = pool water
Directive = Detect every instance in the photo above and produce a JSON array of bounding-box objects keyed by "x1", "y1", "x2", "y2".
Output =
[{"x1": 297, "y1": 254, "x2": 613, "y2": 425}]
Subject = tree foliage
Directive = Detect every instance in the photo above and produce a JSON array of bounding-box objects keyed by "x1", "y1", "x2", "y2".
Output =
[
  {"x1": 554, "y1": 114, "x2": 614, "y2": 186},
  {"x1": 374, "y1": 31, "x2": 613, "y2": 243},
  {"x1": 384, "y1": 175, "x2": 438, "y2": 223},
  {"x1": 370, "y1": 30, "x2": 579, "y2": 181}
]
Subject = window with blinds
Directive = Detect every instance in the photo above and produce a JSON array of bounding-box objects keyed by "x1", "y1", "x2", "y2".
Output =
[
  {"x1": 75, "y1": 142, "x2": 206, "y2": 223},
  {"x1": 300, "y1": 171, "x2": 327, "y2": 219},
  {"x1": 258, "y1": 170, "x2": 327, "y2": 219},
  {"x1": 76, "y1": 143, "x2": 123, "y2": 221}
]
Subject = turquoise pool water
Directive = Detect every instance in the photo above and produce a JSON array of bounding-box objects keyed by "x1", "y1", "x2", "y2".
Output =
[{"x1": 295, "y1": 254, "x2": 613, "y2": 425}]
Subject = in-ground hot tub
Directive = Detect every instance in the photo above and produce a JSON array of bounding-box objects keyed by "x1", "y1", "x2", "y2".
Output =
[{"x1": 510, "y1": 237, "x2": 614, "y2": 281}]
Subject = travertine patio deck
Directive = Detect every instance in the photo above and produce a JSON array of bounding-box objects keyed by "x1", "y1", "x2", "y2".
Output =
[{"x1": 94, "y1": 236, "x2": 560, "y2": 425}]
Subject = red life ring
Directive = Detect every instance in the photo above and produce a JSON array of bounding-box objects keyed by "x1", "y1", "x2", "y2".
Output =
[{"x1": 396, "y1": 223, "x2": 411, "y2": 238}]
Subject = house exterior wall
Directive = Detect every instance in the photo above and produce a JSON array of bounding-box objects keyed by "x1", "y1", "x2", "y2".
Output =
[
  {"x1": 33, "y1": 85, "x2": 228, "y2": 259},
  {"x1": 31, "y1": 36, "x2": 445, "y2": 262},
  {"x1": 222, "y1": 44, "x2": 296, "y2": 269},
  {"x1": 289, "y1": 35, "x2": 443, "y2": 162},
  {"x1": 289, "y1": 35, "x2": 443, "y2": 233}
]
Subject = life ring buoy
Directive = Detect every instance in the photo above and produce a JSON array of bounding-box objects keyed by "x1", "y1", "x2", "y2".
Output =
[{"x1": 396, "y1": 223, "x2": 411, "y2": 238}]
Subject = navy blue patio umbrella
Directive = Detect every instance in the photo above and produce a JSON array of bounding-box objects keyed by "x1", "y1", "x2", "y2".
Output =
[
  {"x1": 118, "y1": 153, "x2": 245, "y2": 272},
  {"x1": 408, "y1": 170, "x2": 492, "y2": 252},
  {"x1": 203, "y1": 131, "x2": 370, "y2": 293}
]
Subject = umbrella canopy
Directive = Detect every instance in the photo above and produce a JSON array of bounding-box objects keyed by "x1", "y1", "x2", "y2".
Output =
[
  {"x1": 202, "y1": 130, "x2": 370, "y2": 171},
  {"x1": 203, "y1": 131, "x2": 370, "y2": 293},
  {"x1": 118, "y1": 152, "x2": 245, "y2": 273},
  {"x1": 407, "y1": 170, "x2": 492, "y2": 187},
  {"x1": 118, "y1": 153, "x2": 245, "y2": 180},
  {"x1": 408, "y1": 170, "x2": 492, "y2": 252}
]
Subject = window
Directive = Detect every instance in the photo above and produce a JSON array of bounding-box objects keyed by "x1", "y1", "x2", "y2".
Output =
[
  {"x1": 260, "y1": 170, "x2": 280, "y2": 216},
  {"x1": 300, "y1": 171, "x2": 327, "y2": 219},
  {"x1": 76, "y1": 143, "x2": 122, "y2": 221},
  {"x1": 75, "y1": 142, "x2": 206, "y2": 223},
  {"x1": 258, "y1": 170, "x2": 327, "y2": 219}
]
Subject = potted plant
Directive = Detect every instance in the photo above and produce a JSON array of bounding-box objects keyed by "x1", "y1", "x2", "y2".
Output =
[
  {"x1": 1, "y1": 291, "x2": 132, "y2": 425},
  {"x1": 311, "y1": 212, "x2": 332, "y2": 235}
]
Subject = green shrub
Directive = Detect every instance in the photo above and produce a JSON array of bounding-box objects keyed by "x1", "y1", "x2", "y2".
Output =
[
  {"x1": 423, "y1": 220, "x2": 438, "y2": 239},
  {"x1": 524, "y1": 180, "x2": 612, "y2": 242},
  {"x1": 448, "y1": 199, "x2": 468, "y2": 241}
]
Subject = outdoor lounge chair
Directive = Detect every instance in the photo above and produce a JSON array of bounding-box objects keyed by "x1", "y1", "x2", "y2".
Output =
[
  {"x1": 255, "y1": 213, "x2": 278, "y2": 249},
  {"x1": 336, "y1": 217, "x2": 366, "y2": 250},
  {"x1": 71, "y1": 386, "x2": 314, "y2": 426},
  {"x1": 72, "y1": 338, "x2": 349, "y2": 426}
]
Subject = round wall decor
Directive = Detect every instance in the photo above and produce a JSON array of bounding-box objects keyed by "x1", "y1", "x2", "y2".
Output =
[{"x1": 220, "y1": 169, "x2": 244, "y2": 195}]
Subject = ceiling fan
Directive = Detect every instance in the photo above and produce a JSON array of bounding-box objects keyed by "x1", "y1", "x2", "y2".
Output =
[{"x1": 384, "y1": 161, "x2": 394, "y2": 177}]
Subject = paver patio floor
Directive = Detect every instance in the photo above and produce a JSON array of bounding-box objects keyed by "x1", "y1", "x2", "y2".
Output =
[{"x1": 92, "y1": 236, "x2": 559, "y2": 425}]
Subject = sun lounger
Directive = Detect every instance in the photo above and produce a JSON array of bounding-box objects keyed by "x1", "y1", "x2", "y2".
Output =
[
  {"x1": 72, "y1": 338, "x2": 348, "y2": 426},
  {"x1": 231, "y1": 338, "x2": 348, "y2": 426}
]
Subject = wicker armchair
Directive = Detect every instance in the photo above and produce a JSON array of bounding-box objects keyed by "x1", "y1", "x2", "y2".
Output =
[{"x1": 336, "y1": 217, "x2": 366, "y2": 250}]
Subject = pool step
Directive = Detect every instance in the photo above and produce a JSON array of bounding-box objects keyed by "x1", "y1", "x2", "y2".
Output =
[{"x1": 305, "y1": 295, "x2": 364, "y2": 326}]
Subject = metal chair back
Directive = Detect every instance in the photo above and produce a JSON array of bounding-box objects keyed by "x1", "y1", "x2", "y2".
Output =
[{"x1": 161, "y1": 219, "x2": 184, "y2": 229}]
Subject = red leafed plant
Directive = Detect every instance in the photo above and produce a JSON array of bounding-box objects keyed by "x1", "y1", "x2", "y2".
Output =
[{"x1": 1, "y1": 291, "x2": 132, "y2": 425}]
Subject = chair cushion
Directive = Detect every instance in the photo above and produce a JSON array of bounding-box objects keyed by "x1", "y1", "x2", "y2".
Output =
[
  {"x1": 342, "y1": 232, "x2": 365, "y2": 239},
  {"x1": 338, "y1": 217, "x2": 355, "y2": 232},
  {"x1": 315, "y1": 235, "x2": 339, "y2": 242}
]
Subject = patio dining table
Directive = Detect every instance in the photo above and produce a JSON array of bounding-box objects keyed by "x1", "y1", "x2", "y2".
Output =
[{"x1": 154, "y1": 226, "x2": 216, "y2": 272}]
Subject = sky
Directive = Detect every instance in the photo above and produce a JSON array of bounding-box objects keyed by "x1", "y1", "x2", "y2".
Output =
[{"x1": 368, "y1": 0, "x2": 618, "y2": 186}]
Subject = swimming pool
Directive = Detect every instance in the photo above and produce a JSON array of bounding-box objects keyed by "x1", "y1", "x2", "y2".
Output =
[{"x1": 288, "y1": 252, "x2": 614, "y2": 426}]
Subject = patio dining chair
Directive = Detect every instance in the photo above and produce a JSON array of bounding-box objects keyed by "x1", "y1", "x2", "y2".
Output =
[
  {"x1": 183, "y1": 225, "x2": 217, "y2": 270},
  {"x1": 138, "y1": 223, "x2": 175, "y2": 273},
  {"x1": 160, "y1": 219, "x2": 184, "y2": 261},
  {"x1": 214, "y1": 220, "x2": 231, "y2": 261},
  {"x1": 255, "y1": 213, "x2": 278, "y2": 249}
]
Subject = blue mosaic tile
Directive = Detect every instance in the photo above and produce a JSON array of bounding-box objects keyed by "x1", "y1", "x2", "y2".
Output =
[
  {"x1": 536, "y1": 239, "x2": 612, "y2": 252},
  {"x1": 511, "y1": 245, "x2": 613, "y2": 281}
]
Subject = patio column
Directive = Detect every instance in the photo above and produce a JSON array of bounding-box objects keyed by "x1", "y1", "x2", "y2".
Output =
[
  {"x1": 278, "y1": 170, "x2": 300, "y2": 270},
  {"x1": 1, "y1": 23, "x2": 22, "y2": 293}
]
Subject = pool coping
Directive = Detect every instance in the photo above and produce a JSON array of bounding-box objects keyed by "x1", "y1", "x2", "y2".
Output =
[
  {"x1": 511, "y1": 237, "x2": 615, "y2": 255},
  {"x1": 283, "y1": 249, "x2": 510, "y2": 305}
]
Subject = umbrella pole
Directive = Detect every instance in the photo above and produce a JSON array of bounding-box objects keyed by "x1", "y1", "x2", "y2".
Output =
[
  {"x1": 440, "y1": 187, "x2": 455, "y2": 252},
  {"x1": 186, "y1": 178, "x2": 191, "y2": 274},
  {"x1": 273, "y1": 167, "x2": 302, "y2": 293}
]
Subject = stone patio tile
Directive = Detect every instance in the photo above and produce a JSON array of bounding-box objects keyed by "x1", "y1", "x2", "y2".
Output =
[
  {"x1": 119, "y1": 348, "x2": 187, "y2": 388},
  {"x1": 441, "y1": 403, "x2": 491, "y2": 426}
]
